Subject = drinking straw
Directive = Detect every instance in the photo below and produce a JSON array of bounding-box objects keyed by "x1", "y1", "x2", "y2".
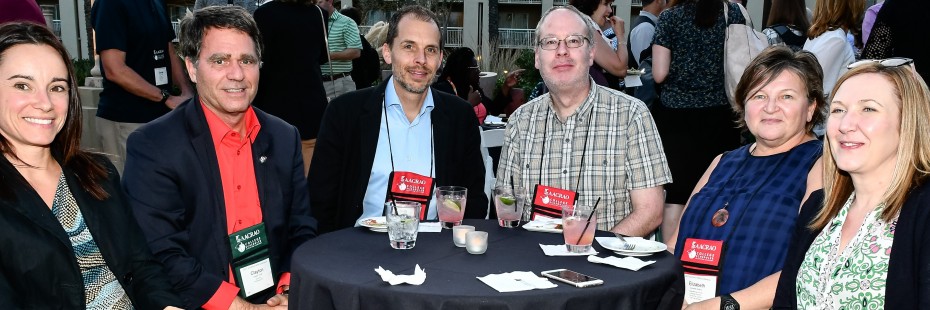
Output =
[
  {"x1": 390, "y1": 198, "x2": 399, "y2": 215},
  {"x1": 576, "y1": 197, "x2": 601, "y2": 245},
  {"x1": 510, "y1": 175, "x2": 517, "y2": 212}
]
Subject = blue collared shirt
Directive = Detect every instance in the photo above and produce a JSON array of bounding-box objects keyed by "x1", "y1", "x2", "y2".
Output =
[{"x1": 360, "y1": 76, "x2": 437, "y2": 222}]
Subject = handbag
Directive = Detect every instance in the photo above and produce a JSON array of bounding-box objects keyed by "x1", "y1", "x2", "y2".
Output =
[{"x1": 723, "y1": 3, "x2": 770, "y2": 106}]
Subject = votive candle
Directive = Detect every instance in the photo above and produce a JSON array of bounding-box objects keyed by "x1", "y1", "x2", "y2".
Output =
[
  {"x1": 452, "y1": 225, "x2": 475, "y2": 247},
  {"x1": 466, "y1": 231, "x2": 488, "y2": 254}
]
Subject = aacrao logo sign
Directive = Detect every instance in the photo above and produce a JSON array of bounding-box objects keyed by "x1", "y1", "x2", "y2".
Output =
[{"x1": 681, "y1": 239, "x2": 723, "y2": 266}]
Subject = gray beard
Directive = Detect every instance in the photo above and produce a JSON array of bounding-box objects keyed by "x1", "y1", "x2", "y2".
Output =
[{"x1": 396, "y1": 75, "x2": 429, "y2": 94}]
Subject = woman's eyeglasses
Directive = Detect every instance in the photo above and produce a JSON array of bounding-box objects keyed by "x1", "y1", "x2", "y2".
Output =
[
  {"x1": 847, "y1": 57, "x2": 914, "y2": 69},
  {"x1": 537, "y1": 35, "x2": 589, "y2": 50}
]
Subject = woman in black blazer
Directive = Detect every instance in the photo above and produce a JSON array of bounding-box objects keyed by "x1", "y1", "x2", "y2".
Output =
[{"x1": 0, "y1": 23, "x2": 181, "y2": 309}]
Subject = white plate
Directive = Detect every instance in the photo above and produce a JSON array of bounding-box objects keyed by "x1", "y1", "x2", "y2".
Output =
[
  {"x1": 595, "y1": 237, "x2": 667, "y2": 256},
  {"x1": 358, "y1": 216, "x2": 387, "y2": 230},
  {"x1": 522, "y1": 219, "x2": 563, "y2": 233}
]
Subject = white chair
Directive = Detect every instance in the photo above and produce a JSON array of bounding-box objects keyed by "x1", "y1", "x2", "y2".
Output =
[
  {"x1": 478, "y1": 128, "x2": 506, "y2": 219},
  {"x1": 481, "y1": 128, "x2": 505, "y2": 148}
]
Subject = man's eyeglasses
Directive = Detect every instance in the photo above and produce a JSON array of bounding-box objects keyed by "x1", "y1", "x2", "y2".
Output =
[
  {"x1": 848, "y1": 57, "x2": 914, "y2": 69},
  {"x1": 537, "y1": 35, "x2": 589, "y2": 50}
]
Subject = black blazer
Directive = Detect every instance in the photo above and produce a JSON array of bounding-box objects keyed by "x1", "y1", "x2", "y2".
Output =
[
  {"x1": 774, "y1": 183, "x2": 930, "y2": 309},
  {"x1": 122, "y1": 97, "x2": 318, "y2": 308},
  {"x1": 308, "y1": 80, "x2": 488, "y2": 234},
  {"x1": 0, "y1": 155, "x2": 181, "y2": 309}
]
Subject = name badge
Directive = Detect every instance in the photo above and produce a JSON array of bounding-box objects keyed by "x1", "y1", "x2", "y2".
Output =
[
  {"x1": 680, "y1": 238, "x2": 725, "y2": 304},
  {"x1": 386, "y1": 171, "x2": 434, "y2": 220},
  {"x1": 154, "y1": 67, "x2": 168, "y2": 86},
  {"x1": 531, "y1": 184, "x2": 577, "y2": 219},
  {"x1": 228, "y1": 222, "x2": 274, "y2": 298}
]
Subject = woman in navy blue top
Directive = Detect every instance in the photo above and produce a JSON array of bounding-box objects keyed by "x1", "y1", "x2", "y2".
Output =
[{"x1": 667, "y1": 46, "x2": 826, "y2": 309}]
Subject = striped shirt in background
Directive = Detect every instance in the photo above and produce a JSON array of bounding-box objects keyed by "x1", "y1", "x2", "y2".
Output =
[
  {"x1": 496, "y1": 80, "x2": 672, "y2": 230},
  {"x1": 322, "y1": 10, "x2": 362, "y2": 75}
]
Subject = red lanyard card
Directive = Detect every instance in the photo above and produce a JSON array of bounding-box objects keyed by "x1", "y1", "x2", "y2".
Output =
[
  {"x1": 680, "y1": 238, "x2": 725, "y2": 304},
  {"x1": 530, "y1": 184, "x2": 578, "y2": 219},
  {"x1": 386, "y1": 171, "x2": 434, "y2": 220}
]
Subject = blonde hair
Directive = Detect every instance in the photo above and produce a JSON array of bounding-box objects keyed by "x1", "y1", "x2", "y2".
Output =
[
  {"x1": 811, "y1": 63, "x2": 930, "y2": 230},
  {"x1": 807, "y1": 0, "x2": 864, "y2": 38}
]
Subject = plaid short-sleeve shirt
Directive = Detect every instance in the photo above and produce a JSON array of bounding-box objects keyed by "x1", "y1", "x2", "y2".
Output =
[{"x1": 497, "y1": 81, "x2": 672, "y2": 230}]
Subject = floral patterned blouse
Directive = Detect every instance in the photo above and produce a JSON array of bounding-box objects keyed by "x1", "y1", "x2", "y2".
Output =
[{"x1": 796, "y1": 193, "x2": 897, "y2": 309}]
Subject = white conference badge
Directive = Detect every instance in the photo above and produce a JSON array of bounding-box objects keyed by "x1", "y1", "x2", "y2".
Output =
[
  {"x1": 154, "y1": 67, "x2": 169, "y2": 86},
  {"x1": 239, "y1": 257, "x2": 274, "y2": 297}
]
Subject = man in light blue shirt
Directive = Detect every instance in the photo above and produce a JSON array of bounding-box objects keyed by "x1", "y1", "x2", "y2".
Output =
[
  {"x1": 360, "y1": 77, "x2": 438, "y2": 220},
  {"x1": 308, "y1": 5, "x2": 488, "y2": 234}
]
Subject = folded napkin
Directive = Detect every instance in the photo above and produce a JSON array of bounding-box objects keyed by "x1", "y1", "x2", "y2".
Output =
[
  {"x1": 374, "y1": 264, "x2": 426, "y2": 285},
  {"x1": 477, "y1": 271, "x2": 557, "y2": 292},
  {"x1": 588, "y1": 255, "x2": 655, "y2": 271},
  {"x1": 418, "y1": 222, "x2": 442, "y2": 232},
  {"x1": 539, "y1": 244, "x2": 598, "y2": 256}
]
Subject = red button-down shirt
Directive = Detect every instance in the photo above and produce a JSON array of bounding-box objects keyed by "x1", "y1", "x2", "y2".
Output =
[{"x1": 199, "y1": 103, "x2": 289, "y2": 309}]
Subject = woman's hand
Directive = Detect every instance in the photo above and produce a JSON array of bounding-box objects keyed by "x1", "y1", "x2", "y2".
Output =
[{"x1": 607, "y1": 16, "x2": 626, "y2": 39}]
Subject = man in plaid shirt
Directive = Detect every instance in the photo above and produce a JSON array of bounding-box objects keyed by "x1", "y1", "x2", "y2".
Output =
[{"x1": 496, "y1": 6, "x2": 672, "y2": 236}]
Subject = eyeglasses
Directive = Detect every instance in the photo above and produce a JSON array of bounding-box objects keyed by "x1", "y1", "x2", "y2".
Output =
[
  {"x1": 537, "y1": 35, "x2": 589, "y2": 50},
  {"x1": 847, "y1": 57, "x2": 914, "y2": 69}
]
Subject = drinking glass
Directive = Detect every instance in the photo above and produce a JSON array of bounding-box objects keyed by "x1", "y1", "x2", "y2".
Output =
[
  {"x1": 562, "y1": 205, "x2": 597, "y2": 253},
  {"x1": 493, "y1": 186, "x2": 525, "y2": 228},
  {"x1": 385, "y1": 201, "x2": 421, "y2": 249},
  {"x1": 436, "y1": 186, "x2": 467, "y2": 228}
]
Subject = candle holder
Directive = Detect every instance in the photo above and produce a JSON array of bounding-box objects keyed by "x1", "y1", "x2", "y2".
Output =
[
  {"x1": 466, "y1": 231, "x2": 488, "y2": 254},
  {"x1": 452, "y1": 225, "x2": 475, "y2": 247}
]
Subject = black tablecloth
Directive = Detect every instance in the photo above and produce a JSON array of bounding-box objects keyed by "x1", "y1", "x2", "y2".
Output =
[{"x1": 290, "y1": 220, "x2": 684, "y2": 310}]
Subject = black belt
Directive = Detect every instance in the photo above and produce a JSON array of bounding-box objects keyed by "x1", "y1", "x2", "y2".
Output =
[{"x1": 322, "y1": 72, "x2": 350, "y2": 82}]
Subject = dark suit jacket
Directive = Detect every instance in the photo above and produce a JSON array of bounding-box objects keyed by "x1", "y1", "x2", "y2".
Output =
[
  {"x1": 253, "y1": 1, "x2": 329, "y2": 140},
  {"x1": 0, "y1": 155, "x2": 181, "y2": 309},
  {"x1": 308, "y1": 80, "x2": 488, "y2": 234},
  {"x1": 122, "y1": 97, "x2": 318, "y2": 308},
  {"x1": 774, "y1": 183, "x2": 930, "y2": 309}
]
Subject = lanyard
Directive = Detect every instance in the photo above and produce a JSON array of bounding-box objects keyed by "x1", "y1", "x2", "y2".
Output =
[
  {"x1": 382, "y1": 95, "x2": 434, "y2": 179},
  {"x1": 534, "y1": 104, "x2": 596, "y2": 197}
]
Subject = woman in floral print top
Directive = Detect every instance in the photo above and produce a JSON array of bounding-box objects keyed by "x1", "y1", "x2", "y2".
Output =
[{"x1": 785, "y1": 59, "x2": 930, "y2": 309}]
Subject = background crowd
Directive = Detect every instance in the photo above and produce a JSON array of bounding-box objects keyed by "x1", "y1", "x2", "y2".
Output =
[{"x1": 0, "y1": 0, "x2": 929, "y2": 308}]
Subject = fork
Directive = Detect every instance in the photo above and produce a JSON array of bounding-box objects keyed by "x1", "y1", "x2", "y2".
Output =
[{"x1": 612, "y1": 233, "x2": 636, "y2": 251}]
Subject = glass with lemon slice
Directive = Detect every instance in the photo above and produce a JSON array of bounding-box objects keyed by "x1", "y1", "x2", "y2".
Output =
[
  {"x1": 436, "y1": 186, "x2": 467, "y2": 228},
  {"x1": 493, "y1": 186, "x2": 525, "y2": 228}
]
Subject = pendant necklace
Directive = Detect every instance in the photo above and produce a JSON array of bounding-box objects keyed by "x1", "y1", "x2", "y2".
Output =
[{"x1": 710, "y1": 144, "x2": 759, "y2": 227}]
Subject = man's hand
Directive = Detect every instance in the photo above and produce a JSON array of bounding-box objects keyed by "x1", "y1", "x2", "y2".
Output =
[
  {"x1": 165, "y1": 94, "x2": 191, "y2": 109},
  {"x1": 501, "y1": 69, "x2": 525, "y2": 97},
  {"x1": 266, "y1": 293, "x2": 288, "y2": 307},
  {"x1": 229, "y1": 296, "x2": 287, "y2": 310}
]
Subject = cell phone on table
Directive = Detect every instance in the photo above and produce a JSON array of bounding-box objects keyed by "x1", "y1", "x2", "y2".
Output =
[{"x1": 540, "y1": 269, "x2": 604, "y2": 288}]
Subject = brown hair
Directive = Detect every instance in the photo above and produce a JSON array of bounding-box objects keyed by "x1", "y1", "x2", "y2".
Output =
[
  {"x1": 732, "y1": 46, "x2": 825, "y2": 132},
  {"x1": 385, "y1": 5, "x2": 442, "y2": 50},
  {"x1": 177, "y1": 6, "x2": 263, "y2": 63},
  {"x1": 0, "y1": 22, "x2": 109, "y2": 199},
  {"x1": 811, "y1": 63, "x2": 930, "y2": 230},
  {"x1": 807, "y1": 0, "x2": 863, "y2": 38},
  {"x1": 766, "y1": 0, "x2": 809, "y2": 30}
]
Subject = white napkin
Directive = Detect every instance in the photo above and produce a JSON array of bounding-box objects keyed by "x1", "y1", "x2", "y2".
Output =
[
  {"x1": 538, "y1": 244, "x2": 598, "y2": 256},
  {"x1": 477, "y1": 271, "x2": 557, "y2": 292},
  {"x1": 374, "y1": 264, "x2": 426, "y2": 285},
  {"x1": 484, "y1": 115, "x2": 504, "y2": 124},
  {"x1": 587, "y1": 255, "x2": 656, "y2": 271},
  {"x1": 418, "y1": 222, "x2": 442, "y2": 232}
]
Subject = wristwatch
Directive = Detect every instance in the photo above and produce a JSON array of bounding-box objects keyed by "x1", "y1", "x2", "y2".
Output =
[
  {"x1": 720, "y1": 294, "x2": 740, "y2": 310},
  {"x1": 158, "y1": 89, "x2": 170, "y2": 105}
]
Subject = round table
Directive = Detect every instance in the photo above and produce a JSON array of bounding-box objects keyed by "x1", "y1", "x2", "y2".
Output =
[{"x1": 290, "y1": 220, "x2": 684, "y2": 310}]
